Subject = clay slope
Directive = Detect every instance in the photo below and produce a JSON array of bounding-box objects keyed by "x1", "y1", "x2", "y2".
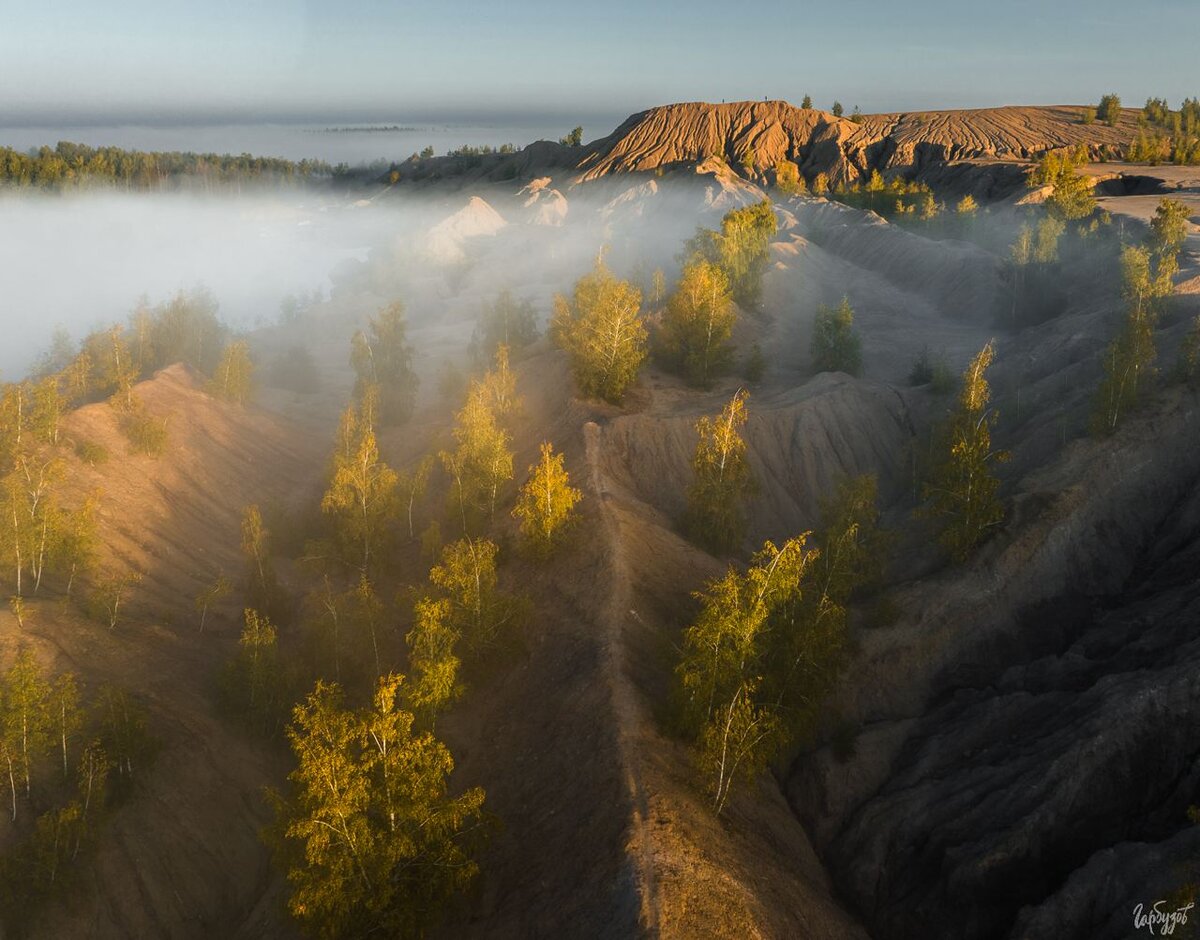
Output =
[
  {"x1": 4, "y1": 364, "x2": 323, "y2": 939},
  {"x1": 573, "y1": 191, "x2": 1200, "y2": 939},
  {"x1": 601, "y1": 376, "x2": 912, "y2": 546},
  {"x1": 573, "y1": 100, "x2": 1142, "y2": 188},
  {"x1": 585, "y1": 408, "x2": 871, "y2": 940},
  {"x1": 60, "y1": 363, "x2": 322, "y2": 617}
]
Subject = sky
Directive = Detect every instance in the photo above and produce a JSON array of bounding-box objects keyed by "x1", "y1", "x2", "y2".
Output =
[{"x1": 1, "y1": 0, "x2": 1197, "y2": 127}]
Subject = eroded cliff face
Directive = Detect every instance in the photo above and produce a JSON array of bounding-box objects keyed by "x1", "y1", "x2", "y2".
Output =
[{"x1": 574, "y1": 100, "x2": 1139, "y2": 189}]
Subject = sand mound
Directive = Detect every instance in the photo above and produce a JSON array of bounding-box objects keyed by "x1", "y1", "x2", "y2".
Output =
[
  {"x1": 520, "y1": 178, "x2": 569, "y2": 226},
  {"x1": 599, "y1": 178, "x2": 661, "y2": 222},
  {"x1": 425, "y1": 195, "x2": 508, "y2": 262}
]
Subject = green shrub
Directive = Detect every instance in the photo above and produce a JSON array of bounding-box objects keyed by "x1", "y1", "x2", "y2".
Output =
[
  {"x1": 268, "y1": 345, "x2": 321, "y2": 393},
  {"x1": 1098, "y1": 93, "x2": 1122, "y2": 127},
  {"x1": 75, "y1": 439, "x2": 109, "y2": 466},
  {"x1": 122, "y1": 410, "x2": 168, "y2": 457},
  {"x1": 909, "y1": 347, "x2": 956, "y2": 393},
  {"x1": 811, "y1": 297, "x2": 863, "y2": 375},
  {"x1": 743, "y1": 344, "x2": 766, "y2": 382}
]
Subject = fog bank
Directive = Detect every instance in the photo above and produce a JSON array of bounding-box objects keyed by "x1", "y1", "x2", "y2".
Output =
[{"x1": 0, "y1": 190, "x2": 413, "y2": 377}]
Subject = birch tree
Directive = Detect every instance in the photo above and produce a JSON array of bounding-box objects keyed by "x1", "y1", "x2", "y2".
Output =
[
  {"x1": 684, "y1": 389, "x2": 756, "y2": 553},
  {"x1": 271, "y1": 676, "x2": 487, "y2": 938},
  {"x1": 224, "y1": 608, "x2": 284, "y2": 731},
  {"x1": 210, "y1": 340, "x2": 255, "y2": 405},
  {"x1": 2, "y1": 649, "x2": 51, "y2": 804},
  {"x1": 49, "y1": 672, "x2": 82, "y2": 782},
  {"x1": 241, "y1": 504, "x2": 279, "y2": 607},
  {"x1": 195, "y1": 574, "x2": 232, "y2": 632},
  {"x1": 439, "y1": 382, "x2": 512, "y2": 531},
  {"x1": 551, "y1": 257, "x2": 647, "y2": 403},
  {"x1": 1093, "y1": 232, "x2": 1179, "y2": 434},
  {"x1": 674, "y1": 537, "x2": 816, "y2": 813},
  {"x1": 322, "y1": 411, "x2": 400, "y2": 575},
  {"x1": 350, "y1": 302, "x2": 418, "y2": 426},
  {"x1": 405, "y1": 537, "x2": 525, "y2": 723},
  {"x1": 396, "y1": 455, "x2": 434, "y2": 540},
  {"x1": 658, "y1": 258, "x2": 736, "y2": 388},
  {"x1": 922, "y1": 341, "x2": 1009, "y2": 560},
  {"x1": 684, "y1": 200, "x2": 778, "y2": 308},
  {"x1": 512, "y1": 442, "x2": 582, "y2": 556}
]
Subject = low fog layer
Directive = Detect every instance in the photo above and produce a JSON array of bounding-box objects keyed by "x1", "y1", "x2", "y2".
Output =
[
  {"x1": 0, "y1": 176, "x2": 738, "y2": 380},
  {"x1": 0, "y1": 190, "x2": 401, "y2": 377}
]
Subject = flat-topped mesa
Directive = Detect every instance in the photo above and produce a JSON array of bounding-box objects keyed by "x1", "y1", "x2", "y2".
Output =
[{"x1": 573, "y1": 99, "x2": 1141, "y2": 188}]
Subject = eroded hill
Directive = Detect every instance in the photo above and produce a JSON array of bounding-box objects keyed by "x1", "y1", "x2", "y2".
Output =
[
  {"x1": 577, "y1": 100, "x2": 1139, "y2": 188},
  {"x1": 398, "y1": 99, "x2": 1146, "y2": 197}
]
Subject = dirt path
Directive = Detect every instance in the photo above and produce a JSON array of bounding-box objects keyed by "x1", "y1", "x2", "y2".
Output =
[{"x1": 585, "y1": 419, "x2": 662, "y2": 935}]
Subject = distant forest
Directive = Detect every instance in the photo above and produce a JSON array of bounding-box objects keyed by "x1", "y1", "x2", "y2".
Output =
[{"x1": 0, "y1": 142, "x2": 336, "y2": 191}]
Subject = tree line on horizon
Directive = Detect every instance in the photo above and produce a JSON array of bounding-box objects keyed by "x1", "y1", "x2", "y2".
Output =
[{"x1": 0, "y1": 141, "x2": 335, "y2": 191}]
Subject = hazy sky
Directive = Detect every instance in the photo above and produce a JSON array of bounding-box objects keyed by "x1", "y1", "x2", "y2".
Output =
[{"x1": 1, "y1": 0, "x2": 1197, "y2": 125}]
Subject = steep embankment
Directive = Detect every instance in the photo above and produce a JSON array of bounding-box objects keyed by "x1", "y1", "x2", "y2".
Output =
[
  {"x1": 576, "y1": 101, "x2": 853, "y2": 183},
  {"x1": 435, "y1": 342, "x2": 874, "y2": 938},
  {"x1": 540, "y1": 186, "x2": 1025, "y2": 937},
  {"x1": 421, "y1": 352, "x2": 650, "y2": 939},
  {"x1": 849, "y1": 105, "x2": 1135, "y2": 170},
  {"x1": 601, "y1": 377, "x2": 911, "y2": 546},
  {"x1": 1, "y1": 365, "x2": 322, "y2": 939}
]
